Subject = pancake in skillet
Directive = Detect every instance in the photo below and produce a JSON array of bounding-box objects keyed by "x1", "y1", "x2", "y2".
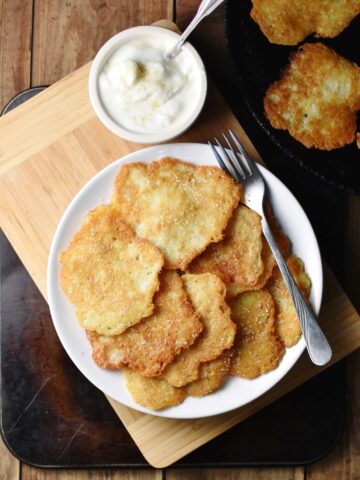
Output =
[
  {"x1": 264, "y1": 43, "x2": 360, "y2": 150},
  {"x1": 251, "y1": 0, "x2": 360, "y2": 45}
]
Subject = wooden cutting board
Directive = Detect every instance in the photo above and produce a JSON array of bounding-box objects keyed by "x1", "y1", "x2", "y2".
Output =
[{"x1": 0, "y1": 20, "x2": 359, "y2": 469}]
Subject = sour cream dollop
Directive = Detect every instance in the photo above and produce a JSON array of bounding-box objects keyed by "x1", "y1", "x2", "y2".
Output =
[{"x1": 98, "y1": 36, "x2": 205, "y2": 135}]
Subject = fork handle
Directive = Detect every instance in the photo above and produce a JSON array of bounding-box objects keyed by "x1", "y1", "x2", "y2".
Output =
[{"x1": 262, "y1": 218, "x2": 332, "y2": 366}]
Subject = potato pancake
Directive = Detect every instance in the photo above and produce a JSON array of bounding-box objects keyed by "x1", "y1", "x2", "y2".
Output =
[
  {"x1": 266, "y1": 256, "x2": 312, "y2": 347},
  {"x1": 162, "y1": 273, "x2": 236, "y2": 387},
  {"x1": 60, "y1": 204, "x2": 164, "y2": 336},
  {"x1": 230, "y1": 290, "x2": 285, "y2": 379},
  {"x1": 112, "y1": 157, "x2": 242, "y2": 270},
  {"x1": 87, "y1": 271, "x2": 203, "y2": 377},
  {"x1": 123, "y1": 369, "x2": 186, "y2": 410},
  {"x1": 251, "y1": 0, "x2": 360, "y2": 45},
  {"x1": 186, "y1": 350, "x2": 233, "y2": 397},
  {"x1": 264, "y1": 43, "x2": 360, "y2": 150},
  {"x1": 226, "y1": 230, "x2": 291, "y2": 299},
  {"x1": 189, "y1": 204, "x2": 264, "y2": 292}
]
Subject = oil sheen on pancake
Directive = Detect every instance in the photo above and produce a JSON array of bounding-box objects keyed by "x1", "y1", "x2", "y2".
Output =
[
  {"x1": 87, "y1": 271, "x2": 203, "y2": 377},
  {"x1": 60, "y1": 204, "x2": 164, "y2": 336},
  {"x1": 112, "y1": 157, "x2": 242, "y2": 270}
]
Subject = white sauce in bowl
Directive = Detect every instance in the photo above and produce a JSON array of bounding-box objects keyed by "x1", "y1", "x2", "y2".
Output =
[{"x1": 98, "y1": 36, "x2": 204, "y2": 135}]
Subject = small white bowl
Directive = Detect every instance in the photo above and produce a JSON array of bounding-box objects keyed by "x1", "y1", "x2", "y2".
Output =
[{"x1": 89, "y1": 26, "x2": 207, "y2": 144}]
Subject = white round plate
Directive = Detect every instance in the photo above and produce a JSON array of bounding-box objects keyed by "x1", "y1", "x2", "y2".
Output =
[{"x1": 47, "y1": 143, "x2": 323, "y2": 419}]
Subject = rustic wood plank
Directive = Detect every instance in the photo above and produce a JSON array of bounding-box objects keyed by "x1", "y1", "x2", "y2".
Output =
[
  {"x1": 166, "y1": 468, "x2": 304, "y2": 480},
  {"x1": 306, "y1": 436, "x2": 347, "y2": 480},
  {"x1": 32, "y1": 0, "x2": 172, "y2": 86},
  {"x1": 0, "y1": 0, "x2": 32, "y2": 111},
  {"x1": 175, "y1": 0, "x2": 195, "y2": 29},
  {"x1": 21, "y1": 466, "x2": 162, "y2": 479},
  {"x1": 0, "y1": 1, "x2": 32, "y2": 478},
  {"x1": 0, "y1": 436, "x2": 20, "y2": 480}
]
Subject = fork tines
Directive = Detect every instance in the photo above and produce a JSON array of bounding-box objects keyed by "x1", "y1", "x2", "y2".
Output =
[{"x1": 210, "y1": 130, "x2": 260, "y2": 182}]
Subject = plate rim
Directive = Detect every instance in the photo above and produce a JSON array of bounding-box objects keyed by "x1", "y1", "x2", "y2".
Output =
[{"x1": 47, "y1": 142, "x2": 323, "y2": 419}]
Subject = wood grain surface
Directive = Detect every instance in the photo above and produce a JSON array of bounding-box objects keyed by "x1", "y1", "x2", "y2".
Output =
[
  {"x1": 21, "y1": 466, "x2": 162, "y2": 480},
  {"x1": 0, "y1": 0, "x2": 32, "y2": 111},
  {"x1": 0, "y1": 2, "x2": 31, "y2": 478},
  {"x1": 32, "y1": 0, "x2": 172, "y2": 86},
  {"x1": 167, "y1": 469, "x2": 304, "y2": 480},
  {"x1": 0, "y1": 436, "x2": 20, "y2": 480},
  {"x1": 0, "y1": 0, "x2": 359, "y2": 478}
]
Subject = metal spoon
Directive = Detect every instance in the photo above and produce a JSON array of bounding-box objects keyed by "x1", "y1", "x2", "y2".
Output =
[{"x1": 166, "y1": 0, "x2": 224, "y2": 59}]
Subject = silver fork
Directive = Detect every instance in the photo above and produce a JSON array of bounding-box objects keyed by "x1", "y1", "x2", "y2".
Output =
[{"x1": 210, "y1": 130, "x2": 332, "y2": 366}]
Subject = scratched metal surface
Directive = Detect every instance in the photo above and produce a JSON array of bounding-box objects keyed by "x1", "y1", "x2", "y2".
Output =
[{"x1": 0, "y1": 89, "x2": 346, "y2": 468}]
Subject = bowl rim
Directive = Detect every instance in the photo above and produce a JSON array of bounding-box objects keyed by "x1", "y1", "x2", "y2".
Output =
[{"x1": 88, "y1": 25, "x2": 208, "y2": 144}]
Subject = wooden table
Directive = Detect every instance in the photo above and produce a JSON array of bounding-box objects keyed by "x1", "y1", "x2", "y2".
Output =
[{"x1": 1, "y1": 1, "x2": 359, "y2": 479}]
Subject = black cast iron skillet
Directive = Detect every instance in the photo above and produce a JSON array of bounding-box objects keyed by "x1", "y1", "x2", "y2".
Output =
[{"x1": 224, "y1": 0, "x2": 360, "y2": 194}]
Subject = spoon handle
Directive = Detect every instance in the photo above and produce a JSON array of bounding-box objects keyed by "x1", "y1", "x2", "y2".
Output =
[{"x1": 166, "y1": 0, "x2": 224, "y2": 59}]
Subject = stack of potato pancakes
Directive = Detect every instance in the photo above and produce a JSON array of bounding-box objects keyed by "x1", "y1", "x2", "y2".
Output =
[{"x1": 60, "y1": 158, "x2": 310, "y2": 410}]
